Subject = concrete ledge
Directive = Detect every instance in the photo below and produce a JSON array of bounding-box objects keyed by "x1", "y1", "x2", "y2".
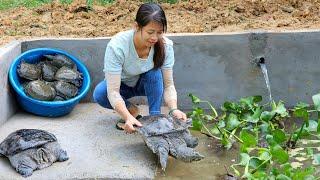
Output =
[
  {"x1": 0, "y1": 41, "x2": 21, "y2": 126},
  {"x1": 0, "y1": 103, "x2": 167, "y2": 180},
  {"x1": 18, "y1": 30, "x2": 320, "y2": 109}
]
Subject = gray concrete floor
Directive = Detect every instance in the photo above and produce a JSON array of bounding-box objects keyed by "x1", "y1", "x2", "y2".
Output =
[{"x1": 0, "y1": 103, "x2": 168, "y2": 180}]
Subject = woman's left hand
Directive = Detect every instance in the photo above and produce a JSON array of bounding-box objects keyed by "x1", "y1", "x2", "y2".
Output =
[{"x1": 171, "y1": 109, "x2": 187, "y2": 121}]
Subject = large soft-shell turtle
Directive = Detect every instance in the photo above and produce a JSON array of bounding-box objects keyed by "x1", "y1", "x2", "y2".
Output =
[
  {"x1": 55, "y1": 66, "x2": 83, "y2": 87},
  {"x1": 137, "y1": 114, "x2": 204, "y2": 170},
  {"x1": 17, "y1": 61, "x2": 42, "y2": 80},
  {"x1": 43, "y1": 54, "x2": 76, "y2": 69},
  {"x1": 53, "y1": 80, "x2": 78, "y2": 100},
  {"x1": 0, "y1": 129, "x2": 68, "y2": 177},
  {"x1": 24, "y1": 80, "x2": 56, "y2": 101},
  {"x1": 40, "y1": 61, "x2": 58, "y2": 82}
]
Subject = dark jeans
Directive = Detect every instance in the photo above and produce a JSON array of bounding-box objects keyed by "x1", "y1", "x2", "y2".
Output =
[{"x1": 93, "y1": 68, "x2": 163, "y2": 115}]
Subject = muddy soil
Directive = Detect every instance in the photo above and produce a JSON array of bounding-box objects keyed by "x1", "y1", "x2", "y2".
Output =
[{"x1": 1, "y1": 0, "x2": 320, "y2": 46}]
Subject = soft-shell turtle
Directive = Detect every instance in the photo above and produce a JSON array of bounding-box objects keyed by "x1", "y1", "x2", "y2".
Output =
[
  {"x1": 17, "y1": 61, "x2": 41, "y2": 80},
  {"x1": 43, "y1": 54, "x2": 76, "y2": 69},
  {"x1": 55, "y1": 66, "x2": 83, "y2": 87},
  {"x1": 24, "y1": 80, "x2": 56, "y2": 101},
  {"x1": 137, "y1": 114, "x2": 204, "y2": 170},
  {"x1": 40, "y1": 61, "x2": 58, "y2": 82},
  {"x1": 0, "y1": 129, "x2": 68, "y2": 177},
  {"x1": 53, "y1": 80, "x2": 78, "y2": 99}
]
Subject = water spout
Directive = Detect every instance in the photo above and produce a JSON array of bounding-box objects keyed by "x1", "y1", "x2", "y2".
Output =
[
  {"x1": 256, "y1": 57, "x2": 273, "y2": 103},
  {"x1": 255, "y1": 56, "x2": 265, "y2": 67}
]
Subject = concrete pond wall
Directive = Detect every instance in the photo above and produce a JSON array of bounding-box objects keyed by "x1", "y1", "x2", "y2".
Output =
[{"x1": 1, "y1": 30, "x2": 320, "y2": 125}]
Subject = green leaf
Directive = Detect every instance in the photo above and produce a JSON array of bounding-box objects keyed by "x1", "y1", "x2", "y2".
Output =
[
  {"x1": 292, "y1": 167, "x2": 315, "y2": 180},
  {"x1": 240, "y1": 96, "x2": 262, "y2": 109},
  {"x1": 192, "y1": 119, "x2": 202, "y2": 131},
  {"x1": 276, "y1": 174, "x2": 291, "y2": 180},
  {"x1": 293, "y1": 108, "x2": 309, "y2": 122},
  {"x1": 188, "y1": 93, "x2": 201, "y2": 104},
  {"x1": 223, "y1": 101, "x2": 237, "y2": 111},
  {"x1": 259, "y1": 122, "x2": 270, "y2": 133},
  {"x1": 273, "y1": 101, "x2": 289, "y2": 117},
  {"x1": 259, "y1": 151, "x2": 271, "y2": 161},
  {"x1": 252, "y1": 171, "x2": 268, "y2": 179},
  {"x1": 295, "y1": 102, "x2": 310, "y2": 109},
  {"x1": 203, "y1": 114, "x2": 214, "y2": 121},
  {"x1": 221, "y1": 136, "x2": 233, "y2": 149},
  {"x1": 271, "y1": 145, "x2": 289, "y2": 164},
  {"x1": 317, "y1": 118, "x2": 320, "y2": 133},
  {"x1": 303, "y1": 120, "x2": 318, "y2": 132},
  {"x1": 261, "y1": 111, "x2": 274, "y2": 121},
  {"x1": 272, "y1": 129, "x2": 286, "y2": 144},
  {"x1": 226, "y1": 113, "x2": 241, "y2": 130},
  {"x1": 239, "y1": 153, "x2": 250, "y2": 166},
  {"x1": 240, "y1": 95, "x2": 262, "y2": 104},
  {"x1": 312, "y1": 153, "x2": 320, "y2": 165},
  {"x1": 210, "y1": 126, "x2": 220, "y2": 135},
  {"x1": 244, "y1": 108, "x2": 262, "y2": 123},
  {"x1": 306, "y1": 148, "x2": 314, "y2": 157},
  {"x1": 266, "y1": 134, "x2": 277, "y2": 146},
  {"x1": 240, "y1": 130, "x2": 257, "y2": 147},
  {"x1": 217, "y1": 120, "x2": 225, "y2": 128},
  {"x1": 249, "y1": 157, "x2": 266, "y2": 169},
  {"x1": 312, "y1": 93, "x2": 320, "y2": 111},
  {"x1": 280, "y1": 163, "x2": 293, "y2": 177}
]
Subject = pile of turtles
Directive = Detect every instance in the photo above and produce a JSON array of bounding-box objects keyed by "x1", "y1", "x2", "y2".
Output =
[{"x1": 17, "y1": 54, "x2": 83, "y2": 101}]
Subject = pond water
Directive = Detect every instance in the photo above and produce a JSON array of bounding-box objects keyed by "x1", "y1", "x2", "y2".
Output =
[
  {"x1": 155, "y1": 131, "x2": 239, "y2": 180},
  {"x1": 155, "y1": 118, "x2": 320, "y2": 179}
]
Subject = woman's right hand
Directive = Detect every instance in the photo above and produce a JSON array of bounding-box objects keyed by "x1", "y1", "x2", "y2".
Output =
[{"x1": 124, "y1": 116, "x2": 143, "y2": 133}]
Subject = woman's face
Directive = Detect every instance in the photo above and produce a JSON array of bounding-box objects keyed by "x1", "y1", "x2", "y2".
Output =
[{"x1": 138, "y1": 21, "x2": 163, "y2": 48}]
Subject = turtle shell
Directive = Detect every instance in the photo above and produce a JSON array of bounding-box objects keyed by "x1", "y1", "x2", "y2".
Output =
[
  {"x1": 43, "y1": 54, "x2": 76, "y2": 69},
  {"x1": 55, "y1": 66, "x2": 83, "y2": 87},
  {"x1": 0, "y1": 129, "x2": 57, "y2": 156},
  {"x1": 137, "y1": 114, "x2": 192, "y2": 137},
  {"x1": 17, "y1": 61, "x2": 41, "y2": 80},
  {"x1": 24, "y1": 80, "x2": 56, "y2": 101},
  {"x1": 53, "y1": 80, "x2": 78, "y2": 99},
  {"x1": 40, "y1": 62, "x2": 58, "y2": 82}
]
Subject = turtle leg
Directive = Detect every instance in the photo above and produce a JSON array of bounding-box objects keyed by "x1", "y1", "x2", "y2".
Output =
[
  {"x1": 167, "y1": 136, "x2": 204, "y2": 162},
  {"x1": 182, "y1": 130, "x2": 199, "y2": 148},
  {"x1": 157, "y1": 145, "x2": 169, "y2": 171},
  {"x1": 9, "y1": 150, "x2": 37, "y2": 177},
  {"x1": 173, "y1": 144, "x2": 204, "y2": 162},
  {"x1": 43, "y1": 142, "x2": 69, "y2": 162},
  {"x1": 16, "y1": 163, "x2": 34, "y2": 177},
  {"x1": 144, "y1": 137, "x2": 169, "y2": 170}
]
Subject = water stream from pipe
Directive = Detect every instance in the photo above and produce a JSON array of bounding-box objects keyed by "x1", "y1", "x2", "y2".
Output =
[{"x1": 259, "y1": 63, "x2": 273, "y2": 102}]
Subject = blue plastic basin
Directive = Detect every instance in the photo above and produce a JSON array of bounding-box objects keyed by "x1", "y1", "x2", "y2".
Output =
[{"x1": 9, "y1": 48, "x2": 91, "y2": 117}]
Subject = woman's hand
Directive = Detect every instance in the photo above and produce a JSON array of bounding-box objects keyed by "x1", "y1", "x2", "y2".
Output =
[
  {"x1": 124, "y1": 116, "x2": 142, "y2": 133},
  {"x1": 170, "y1": 109, "x2": 187, "y2": 121}
]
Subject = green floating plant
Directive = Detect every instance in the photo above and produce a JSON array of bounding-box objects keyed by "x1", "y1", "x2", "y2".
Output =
[{"x1": 188, "y1": 93, "x2": 320, "y2": 178}]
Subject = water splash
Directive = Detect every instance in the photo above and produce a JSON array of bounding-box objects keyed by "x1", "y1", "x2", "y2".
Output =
[{"x1": 259, "y1": 63, "x2": 273, "y2": 102}]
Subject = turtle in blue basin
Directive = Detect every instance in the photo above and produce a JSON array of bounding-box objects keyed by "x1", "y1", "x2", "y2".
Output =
[
  {"x1": 17, "y1": 61, "x2": 42, "y2": 80},
  {"x1": 137, "y1": 114, "x2": 204, "y2": 170},
  {"x1": 44, "y1": 54, "x2": 76, "y2": 69},
  {"x1": 0, "y1": 129, "x2": 68, "y2": 177}
]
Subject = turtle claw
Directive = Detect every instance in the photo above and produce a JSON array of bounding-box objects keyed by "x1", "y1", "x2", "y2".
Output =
[
  {"x1": 17, "y1": 164, "x2": 33, "y2": 177},
  {"x1": 158, "y1": 146, "x2": 169, "y2": 170}
]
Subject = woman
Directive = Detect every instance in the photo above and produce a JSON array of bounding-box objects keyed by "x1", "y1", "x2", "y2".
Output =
[{"x1": 93, "y1": 2, "x2": 186, "y2": 133}]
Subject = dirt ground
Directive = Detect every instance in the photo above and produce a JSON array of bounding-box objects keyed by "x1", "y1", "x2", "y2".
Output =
[{"x1": 1, "y1": 0, "x2": 320, "y2": 46}]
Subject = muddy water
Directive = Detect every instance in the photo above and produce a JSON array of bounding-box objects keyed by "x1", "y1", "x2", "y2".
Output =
[
  {"x1": 154, "y1": 118, "x2": 320, "y2": 179},
  {"x1": 155, "y1": 131, "x2": 239, "y2": 180}
]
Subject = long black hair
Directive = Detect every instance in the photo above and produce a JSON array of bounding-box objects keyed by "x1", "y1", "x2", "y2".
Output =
[{"x1": 135, "y1": 3, "x2": 167, "y2": 69}]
